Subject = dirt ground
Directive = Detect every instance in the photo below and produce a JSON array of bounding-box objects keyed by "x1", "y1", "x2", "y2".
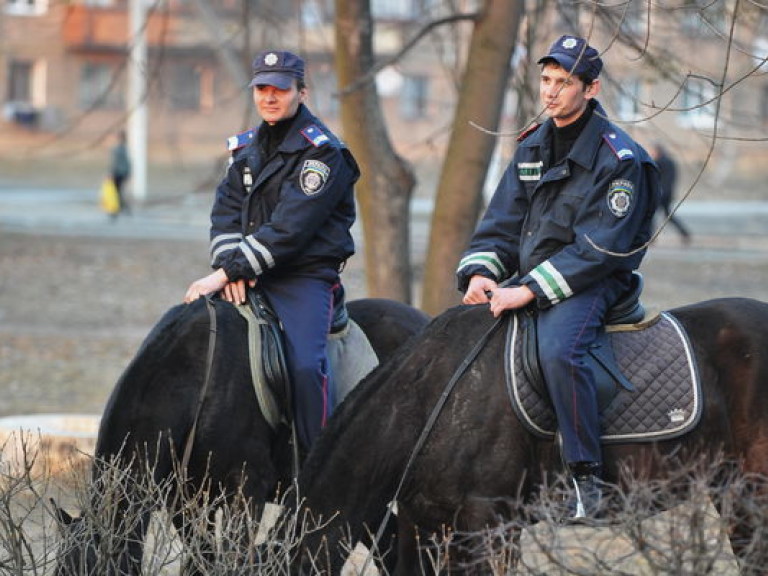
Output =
[
  {"x1": 1, "y1": 227, "x2": 768, "y2": 419},
  {"x1": 0, "y1": 232, "x2": 204, "y2": 417}
]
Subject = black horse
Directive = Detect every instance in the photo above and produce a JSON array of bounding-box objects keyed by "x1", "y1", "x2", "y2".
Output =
[
  {"x1": 298, "y1": 298, "x2": 768, "y2": 574},
  {"x1": 53, "y1": 296, "x2": 429, "y2": 575}
]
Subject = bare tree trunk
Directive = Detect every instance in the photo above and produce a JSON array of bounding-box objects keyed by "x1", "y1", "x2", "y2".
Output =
[
  {"x1": 420, "y1": 0, "x2": 523, "y2": 315},
  {"x1": 335, "y1": 0, "x2": 416, "y2": 303}
]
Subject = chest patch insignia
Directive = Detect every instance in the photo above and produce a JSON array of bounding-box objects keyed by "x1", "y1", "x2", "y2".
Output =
[
  {"x1": 517, "y1": 161, "x2": 543, "y2": 181},
  {"x1": 607, "y1": 179, "x2": 634, "y2": 217},
  {"x1": 300, "y1": 159, "x2": 330, "y2": 195}
]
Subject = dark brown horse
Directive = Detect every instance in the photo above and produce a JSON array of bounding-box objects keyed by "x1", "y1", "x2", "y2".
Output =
[
  {"x1": 53, "y1": 296, "x2": 429, "y2": 576},
  {"x1": 298, "y1": 297, "x2": 768, "y2": 574}
]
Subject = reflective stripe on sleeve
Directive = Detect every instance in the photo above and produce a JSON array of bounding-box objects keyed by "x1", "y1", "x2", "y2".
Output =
[
  {"x1": 457, "y1": 252, "x2": 507, "y2": 279},
  {"x1": 529, "y1": 261, "x2": 573, "y2": 305},
  {"x1": 210, "y1": 233, "x2": 243, "y2": 264},
  {"x1": 238, "y1": 237, "x2": 275, "y2": 276}
]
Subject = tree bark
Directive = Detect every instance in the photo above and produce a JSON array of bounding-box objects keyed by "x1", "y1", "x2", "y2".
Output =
[
  {"x1": 420, "y1": 0, "x2": 523, "y2": 315},
  {"x1": 335, "y1": 0, "x2": 416, "y2": 303}
]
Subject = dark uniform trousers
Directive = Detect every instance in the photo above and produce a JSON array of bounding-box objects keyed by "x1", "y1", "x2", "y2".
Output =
[
  {"x1": 260, "y1": 274, "x2": 337, "y2": 453},
  {"x1": 536, "y1": 274, "x2": 630, "y2": 466}
]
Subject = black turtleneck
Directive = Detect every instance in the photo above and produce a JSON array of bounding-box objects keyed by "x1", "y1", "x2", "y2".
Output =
[
  {"x1": 258, "y1": 113, "x2": 296, "y2": 159},
  {"x1": 551, "y1": 100, "x2": 595, "y2": 165}
]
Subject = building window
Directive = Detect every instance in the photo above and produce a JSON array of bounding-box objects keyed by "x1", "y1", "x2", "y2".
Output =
[
  {"x1": 7, "y1": 60, "x2": 32, "y2": 102},
  {"x1": 79, "y1": 63, "x2": 123, "y2": 110},
  {"x1": 678, "y1": 77, "x2": 716, "y2": 129},
  {"x1": 372, "y1": 0, "x2": 422, "y2": 19},
  {"x1": 168, "y1": 63, "x2": 214, "y2": 110},
  {"x1": 310, "y1": 68, "x2": 338, "y2": 119},
  {"x1": 615, "y1": 77, "x2": 643, "y2": 122},
  {"x1": 400, "y1": 75, "x2": 428, "y2": 120},
  {"x1": 7, "y1": 58, "x2": 45, "y2": 105},
  {"x1": 621, "y1": 4, "x2": 646, "y2": 36},
  {"x1": 681, "y1": 0, "x2": 726, "y2": 36},
  {"x1": 301, "y1": 0, "x2": 331, "y2": 28},
  {"x1": 555, "y1": 0, "x2": 580, "y2": 34},
  {"x1": 4, "y1": 59, "x2": 44, "y2": 125},
  {"x1": 4, "y1": 0, "x2": 48, "y2": 16}
]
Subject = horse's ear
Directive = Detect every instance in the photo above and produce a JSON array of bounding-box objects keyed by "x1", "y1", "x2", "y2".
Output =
[{"x1": 49, "y1": 498, "x2": 74, "y2": 526}]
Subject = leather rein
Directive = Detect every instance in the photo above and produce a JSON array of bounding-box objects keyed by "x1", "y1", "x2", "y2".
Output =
[
  {"x1": 361, "y1": 312, "x2": 507, "y2": 573},
  {"x1": 180, "y1": 295, "x2": 218, "y2": 478}
]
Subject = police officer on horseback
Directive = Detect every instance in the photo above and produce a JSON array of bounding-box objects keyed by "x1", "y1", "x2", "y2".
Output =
[
  {"x1": 457, "y1": 35, "x2": 660, "y2": 519},
  {"x1": 185, "y1": 50, "x2": 359, "y2": 455}
]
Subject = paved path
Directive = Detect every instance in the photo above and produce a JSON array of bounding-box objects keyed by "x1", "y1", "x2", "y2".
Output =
[
  {"x1": 0, "y1": 188, "x2": 209, "y2": 240},
  {"x1": 3, "y1": 186, "x2": 768, "y2": 238}
]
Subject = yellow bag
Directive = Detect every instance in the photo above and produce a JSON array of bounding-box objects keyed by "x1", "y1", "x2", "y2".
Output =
[{"x1": 100, "y1": 178, "x2": 120, "y2": 214}]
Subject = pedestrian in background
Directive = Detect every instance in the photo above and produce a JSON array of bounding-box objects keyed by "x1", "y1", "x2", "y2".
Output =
[
  {"x1": 650, "y1": 142, "x2": 691, "y2": 244},
  {"x1": 110, "y1": 130, "x2": 131, "y2": 215}
]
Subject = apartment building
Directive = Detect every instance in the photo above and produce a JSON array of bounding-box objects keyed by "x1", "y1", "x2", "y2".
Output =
[
  {"x1": 2, "y1": 0, "x2": 767, "y2": 198},
  {"x1": 0, "y1": 0, "x2": 448, "y2": 183}
]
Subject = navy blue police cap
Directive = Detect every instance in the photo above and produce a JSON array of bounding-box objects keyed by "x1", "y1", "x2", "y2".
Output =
[
  {"x1": 248, "y1": 50, "x2": 305, "y2": 90},
  {"x1": 537, "y1": 35, "x2": 603, "y2": 81}
]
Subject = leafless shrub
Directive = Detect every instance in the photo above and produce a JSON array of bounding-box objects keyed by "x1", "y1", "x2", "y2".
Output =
[
  {"x1": 0, "y1": 438, "x2": 370, "y2": 575},
  {"x1": 0, "y1": 432, "x2": 72, "y2": 575},
  {"x1": 411, "y1": 453, "x2": 766, "y2": 575},
  {"x1": 2, "y1": 439, "x2": 768, "y2": 575}
]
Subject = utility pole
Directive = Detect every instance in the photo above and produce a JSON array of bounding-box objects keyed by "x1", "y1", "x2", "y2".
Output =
[{"x1": 128, "y1": 0, "x2": 148, "y2": 204}]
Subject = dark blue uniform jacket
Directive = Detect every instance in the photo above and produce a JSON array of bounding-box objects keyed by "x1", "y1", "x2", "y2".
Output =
[
  {"x1": 457, "y1": 100, "x2": 661, "y2": 309},
  {"x1": 210, "y1": 104, "x2": 359, "y2": 281}
]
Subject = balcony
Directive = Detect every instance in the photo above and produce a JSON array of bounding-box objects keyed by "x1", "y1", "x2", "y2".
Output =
[{"x1": 62, "y1": 4, "x2": 186, "y2": 51}]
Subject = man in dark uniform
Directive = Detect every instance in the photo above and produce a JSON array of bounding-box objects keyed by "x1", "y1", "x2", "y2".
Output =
[
  {"x1": 457, "y1": 36, "x2": 660, "y2": 519},
  {"x1": 185, "y1": 50, "x2": 359, "y2": 455}
]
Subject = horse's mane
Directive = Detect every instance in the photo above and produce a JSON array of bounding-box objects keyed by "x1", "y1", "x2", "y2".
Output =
[
  {"x1": 130, "y1": 301, "x2": 204, "y2": 358},
  {"x1": 301, "y1": 305, "x2": 493, "y2": 479}
]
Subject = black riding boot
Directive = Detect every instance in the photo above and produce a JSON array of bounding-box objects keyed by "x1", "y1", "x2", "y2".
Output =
[{"x1": 564, "y1": 461, "x2": 603, "y2": 521}]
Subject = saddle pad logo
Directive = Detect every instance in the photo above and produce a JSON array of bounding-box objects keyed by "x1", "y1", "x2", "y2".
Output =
[
  {"x1": 300, "y1": 160, "x2": 330, "y2": 195},
  {"x1": 607, "y1": 179, "x2": 633, "y2": 217}
]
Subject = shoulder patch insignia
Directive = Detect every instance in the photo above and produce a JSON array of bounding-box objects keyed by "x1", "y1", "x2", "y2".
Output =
[
  {"x1": 301, "y1": 125, "x2": 331, "y2": 147},
  {"x1": 517, "y1": 123, "x2": 542, "y2": 142},
  {"x1": 602, "y1": 132, "x2": 635, "y2": 161},
  {"x1": 607, "y1": 179, "x2": 634, "y2": 217},
  {"x1": 227, "y1": 129, "x2": 255, "y2": 152},
  {"x1": 300, "y1": 159, "x2": 330, "y2": 195}
]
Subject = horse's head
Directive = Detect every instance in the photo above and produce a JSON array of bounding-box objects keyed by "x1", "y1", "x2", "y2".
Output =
[
  {"x1": 51, "y1": 502, "x2": 99, "y2": 576},
  {"x1": 51, "y1": 499, "x2": 143, "y2": 576}
]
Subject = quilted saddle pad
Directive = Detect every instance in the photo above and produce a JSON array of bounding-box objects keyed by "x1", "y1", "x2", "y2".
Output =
[{"x1": 505, "y1": 311, "x2": 702, "y2": 444}]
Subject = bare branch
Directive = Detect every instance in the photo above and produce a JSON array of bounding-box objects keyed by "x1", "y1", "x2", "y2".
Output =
[{"x1": 337, "y1": 11, "x2": 480, "y2": 96}]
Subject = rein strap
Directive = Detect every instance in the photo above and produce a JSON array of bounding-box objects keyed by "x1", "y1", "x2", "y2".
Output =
[
  {"x1": 181, "y1": 296, "x2": 218, "y2": 478},
  {"x1": 362, "y1": 312, "x2": 507, "y2": 572}
]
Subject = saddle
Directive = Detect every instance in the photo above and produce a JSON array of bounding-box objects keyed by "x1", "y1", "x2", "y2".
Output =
[
  {"x1": 509, "y1": 273, "x2": 702, "y2": 443},
  {"x1": 520, "y1": 272, "x2": 645, "y2": 413},
  {"x1": 235, "y1": 287, "x2": 378, "y2": 431},
  {"x1": 236, "y1": 290, "x2": 293, "y2": 430}
]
